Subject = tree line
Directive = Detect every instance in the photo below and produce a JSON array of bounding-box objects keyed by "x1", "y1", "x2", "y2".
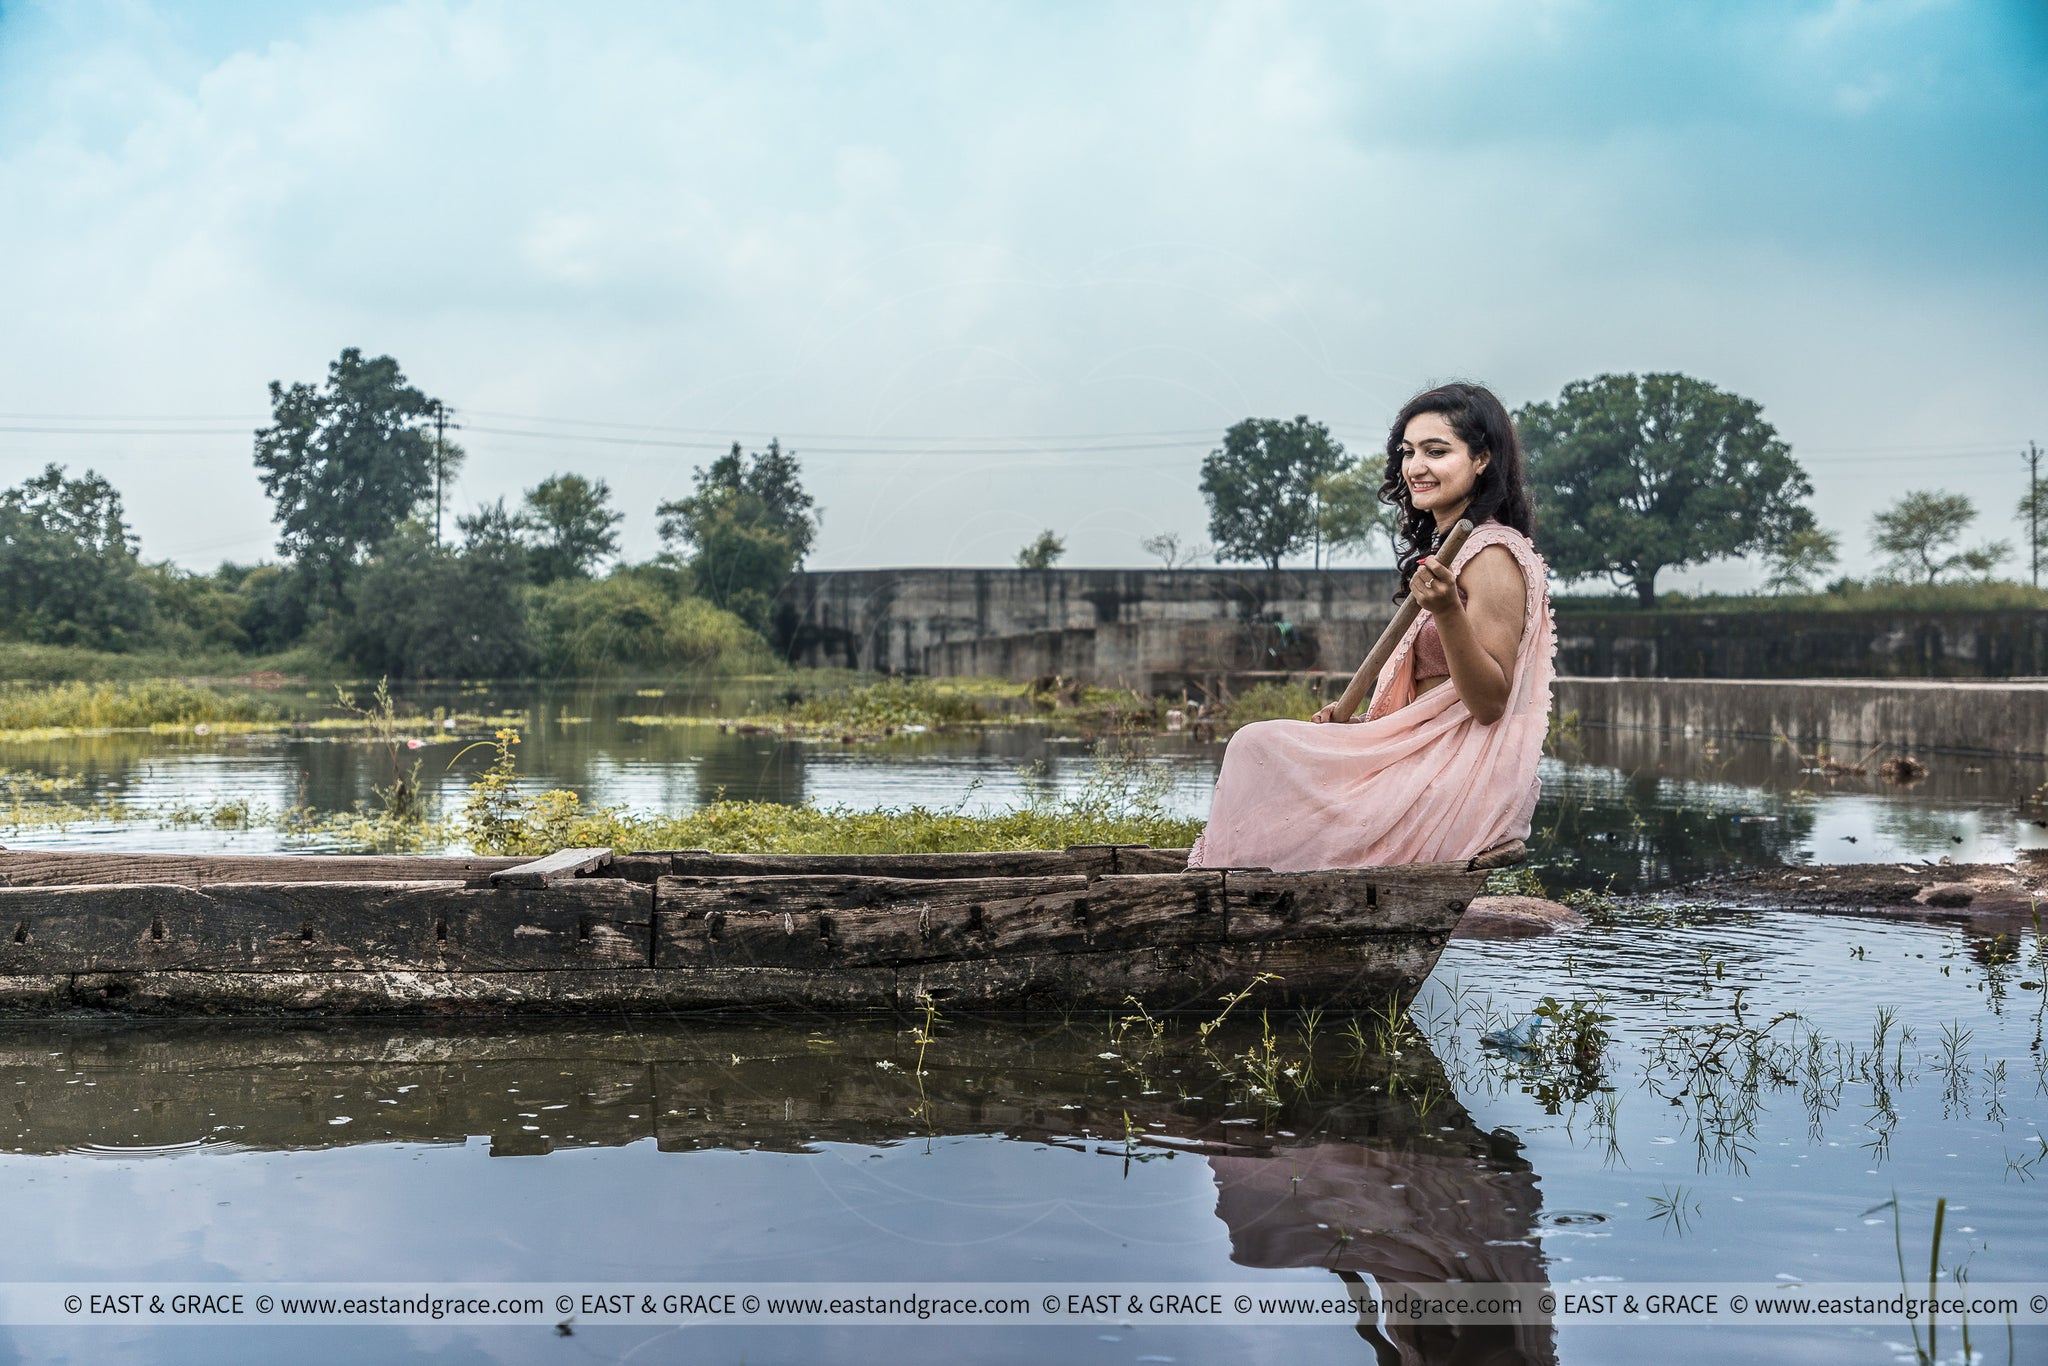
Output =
[
  {"x1": 5, "y1": 358, "x2": 2037, "y2": 678},
  {"x1": 1176, "y1": 373, "x2": 2035, "y2": 605},
  {"x1": 1, "y1": 348, "x2": 818, "y2": 676}
]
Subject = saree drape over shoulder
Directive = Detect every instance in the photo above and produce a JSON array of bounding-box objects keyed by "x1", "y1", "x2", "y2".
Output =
[{"x1": 1187, "y1": 524, "x2": 1555, "y2": 872}]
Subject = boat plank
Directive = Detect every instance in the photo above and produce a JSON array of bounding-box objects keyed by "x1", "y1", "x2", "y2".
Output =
[
  {"x1": 1114, "y1": 847, "x2": 1192, "y2": 874},
  {"x1": 0, "y1": 850, "x2": 526, "y2": 888},
  {"x1": 489, "y1": 848, "x2": 613, "y2": 888},
  {"x1": 900, "y1": 933, "x2": 1445, "y2": 1011},
  {"x1": 653, "y1": 872, "x2": 1225, "y2": 968},
  {"x1": 0, "y1": 881, "x2": 650, "y2": 973},
  {"x1": 1225, "y1": 863, "x2": 1480, "y2": 942},
  {"x1": 6, "y1": 931, "x2": 1443, "y2": 1015}
]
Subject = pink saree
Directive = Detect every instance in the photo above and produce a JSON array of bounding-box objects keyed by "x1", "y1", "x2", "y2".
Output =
[{"x1": 1186, "y1": 523, "x2": 1554, "y2": 871}]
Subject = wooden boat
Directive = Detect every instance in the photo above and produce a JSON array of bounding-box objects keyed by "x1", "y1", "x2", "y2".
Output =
[{"x1": 0, "y1": 840, "x2": 1526, "y2": 1016}]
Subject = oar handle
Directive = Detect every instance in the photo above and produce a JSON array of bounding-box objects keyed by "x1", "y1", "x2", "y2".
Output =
[{"x1": 1321, "y1": 518, "x2": 1475, "y2": 721}]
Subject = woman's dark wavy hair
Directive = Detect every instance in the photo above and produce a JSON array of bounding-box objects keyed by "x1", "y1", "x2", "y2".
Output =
[{"x1": 1377, "y1": 381, "x2": 1536, "y2": 602}]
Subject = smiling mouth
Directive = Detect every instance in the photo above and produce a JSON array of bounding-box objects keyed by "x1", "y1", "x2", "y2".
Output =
[{"x1": 1409, "y1": 480, "x2": 1439, "y2": 493}]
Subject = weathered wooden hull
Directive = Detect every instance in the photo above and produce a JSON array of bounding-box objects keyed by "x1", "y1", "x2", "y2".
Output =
[{"x1": 0, "y1": 842, "x2": 1519, "y2": 1016}]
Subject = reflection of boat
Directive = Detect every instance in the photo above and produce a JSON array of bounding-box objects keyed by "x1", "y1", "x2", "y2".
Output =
[
  {"x1": 0, "y1": 1018, "x2": 1555, "y2": 1361},
  {"x1": 0, "y1": 841, "x2": 1523, "y2": 1015}
]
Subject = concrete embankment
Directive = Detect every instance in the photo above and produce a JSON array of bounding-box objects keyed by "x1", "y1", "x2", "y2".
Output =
[{"x1": 1554, "y1": 677, "x2": 2048, "y2": 759}]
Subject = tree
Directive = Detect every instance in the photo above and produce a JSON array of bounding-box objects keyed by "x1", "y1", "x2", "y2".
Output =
[
  {"x1": 1313, "y1": 464, "x2": 1395, "y2": 565},
  {"x1": 1139, "y1": 531, "x2": 1207, "y2": 570},
  {"x1": 655, "y1": 439, "x2": 820, "y2": 631},
  {"x1": 1199, "y1": 416, "x2": 1350, "y2": 570},
  {"x1": 1016, "y1": 531, "x2": 1065, "y2": 569},
  {"x1": 141, "y1": 562, "x2": 251, "y2": 653},
  {"x1": 342, "y1": 521, "x2": 532, "y2": 678},
  {"x1": 1519, "y1": 373, "x2": 1816, "y2": 606},
  {"x1": 1762, "y1": 527, "x2": 1841, "y2": 595},
  {"x1": 0, "y1": 464, "x2": 153, "y2": 647},
  {"x1": 253, "y1": 348, "x2": 448, "y2": 605},
  {"x1": 1870, "y1": 491, "x2": 2009, "y2": 584},
  {"x1": 518, "y1": 474, "x2": 623, "y2": 584}
]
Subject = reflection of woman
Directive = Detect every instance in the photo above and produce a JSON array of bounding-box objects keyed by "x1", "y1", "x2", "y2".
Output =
[
  {"x1": 1189, "y1": 384, "x2": 1554, "y2": 871},
  {"x1": 1209, "y1": 1138, "x2": 1555, "y2": 1365}
]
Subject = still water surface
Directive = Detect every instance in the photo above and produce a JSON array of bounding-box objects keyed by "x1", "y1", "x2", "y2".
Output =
[
  {"x1": 3, "y1": 909, "x2": 2042, "y2": 1363},
  {"x1": 3, "y1": 680, "x2": 2046, "y2": 1362},
  {"x1": 3, "y1": 679, "x2": 2045, "y2": 887}
]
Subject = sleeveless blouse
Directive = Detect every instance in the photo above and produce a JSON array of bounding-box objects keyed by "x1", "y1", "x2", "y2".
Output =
[{"x1": 1409, "y1": 582, "x2": 1467, "y2": 681}]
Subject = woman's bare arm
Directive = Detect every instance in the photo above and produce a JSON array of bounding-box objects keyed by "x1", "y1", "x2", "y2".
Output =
[{"x1": 1412, "y1": 544, "x2": 1525, "y2": 723}]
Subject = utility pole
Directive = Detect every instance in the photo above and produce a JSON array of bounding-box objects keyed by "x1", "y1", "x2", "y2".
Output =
[
  {"x1": 430, "y1": 401, "x2": 454, "y2": 545},
  {"x1": 2026, "y1": 440, "x2": 2043, "y2": 589}
]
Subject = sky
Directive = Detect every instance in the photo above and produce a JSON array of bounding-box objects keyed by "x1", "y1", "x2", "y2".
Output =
[{"x1": 0, "y1": 0, "x2": 2043, "y2": 588}]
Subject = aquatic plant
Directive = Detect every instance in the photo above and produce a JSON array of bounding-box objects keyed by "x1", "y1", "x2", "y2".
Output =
[
  {"x1": 1197, "y1": 972, "x2": 1281, "y2": 1044},
  {"x1": 333, "y1": 678, "x2": 427, "y2": 822},
  {"x1": 1480, "y1": 865, "x2": 1547, "y2": 898},
  {"x1": 456, "y1": 728, "x2": 529, "y2": 853},
  {"x1": 1646, "y1": 1183, "x2": 1701, "y2": 1235},
  {"x1": 0, "y1": 678, "x2": 282, "y2": 732}
]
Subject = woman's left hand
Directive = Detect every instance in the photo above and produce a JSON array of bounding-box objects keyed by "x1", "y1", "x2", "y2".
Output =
[{"x1": 1410, "y1": 556, "x2": 1460, "y2": 613}]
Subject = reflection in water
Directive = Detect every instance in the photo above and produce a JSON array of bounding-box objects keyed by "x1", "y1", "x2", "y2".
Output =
[
  {"x1": 1213, "y1": 1138, "x2": 1551, "y2": 1364},
  {"x1": 0, "y1": 1017, "x2": 1555, "y2": 1363}
]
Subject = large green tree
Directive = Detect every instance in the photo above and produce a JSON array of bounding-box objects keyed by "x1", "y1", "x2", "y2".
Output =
[
  {"x1": 253, "y1": 348, "x2": 450, "y2": 606},
  {"x1": 1518, "y1": 373, "x2": 1815, "y2": 605},
  {"x1": 518, "y1": 473, "x2": 624, "y2": 584},
  {"x1": 1870, "y1": 491, "x2": 2008, "y2": 584},
  {"x1": 656, "y1": 439, "x2": 819, "y2": 631},
  {"x1": 1199, "y1": 417, "x2": 1350, "y2": 570},
  {"x1": 0, "y1": 464, "x2": 153, "y2": 647}
]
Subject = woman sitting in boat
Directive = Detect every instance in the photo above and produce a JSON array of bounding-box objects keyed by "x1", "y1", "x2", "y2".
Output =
[{"x1": 1188, "y1": 382, "x2": 1555, "y2": 872}]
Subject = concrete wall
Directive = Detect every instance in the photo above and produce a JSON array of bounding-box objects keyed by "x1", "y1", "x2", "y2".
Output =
[
  {"x1": 1555, "y1": 677, "x2": 2048, "y2": 759},
  {"x1": 1557, "y1": 609, "x2": 2048, "y2": 678},
  {"x1": 778, "y1": 567, "x2": 1401, "y2": 681}
]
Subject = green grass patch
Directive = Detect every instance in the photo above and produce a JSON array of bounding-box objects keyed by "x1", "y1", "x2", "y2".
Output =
[
  {"x1": 468, "y1": 796, "x2": 1204, "y2": 859},
  {"x1": 0, "y1": 679, "x2": 287, "y2": 731},
  {"x1": 1224, "y1": 680, "x2": 1323, "y2": 727},
  {"x1": 459, "y1": 727, "x2": 1198, "y2": 856}
]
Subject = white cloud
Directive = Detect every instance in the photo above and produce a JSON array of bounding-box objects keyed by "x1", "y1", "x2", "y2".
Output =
[{"x1": 0, "y1": 0, "x2": 2039, "y2": 580}]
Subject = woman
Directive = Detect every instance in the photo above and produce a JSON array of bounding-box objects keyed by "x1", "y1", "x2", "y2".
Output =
[{"x1": 1187, "y1": 382, "x2": 1554, "y2": 871}]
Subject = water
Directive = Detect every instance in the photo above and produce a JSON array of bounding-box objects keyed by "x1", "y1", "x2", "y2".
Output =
[
  {"x1": 2, "y1": 679, "x2": 2044, "y2": 883},
  {"x1": 2, "y1": 910, "x2": 2042, "y2": 1363},
  {"x1": 4, "y1": 679, "x2": 2047, "y2": 1361}
]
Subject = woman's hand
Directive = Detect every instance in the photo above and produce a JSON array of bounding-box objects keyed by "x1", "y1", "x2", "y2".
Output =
[
  {"x1": 1409, "y1": 555, "x2": 1461, "y2": 615},
  {"x1": 1309, "y1": 701, "x2": 1355, "y2": 724},
  {"x1": 1419, "y1": 545, "x2": 1527, "y2": 725}
]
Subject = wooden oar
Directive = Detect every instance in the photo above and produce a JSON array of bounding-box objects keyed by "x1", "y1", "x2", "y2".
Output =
[{"x1": 1319, "y1": 517, "x2": 1475, "y2": 722}]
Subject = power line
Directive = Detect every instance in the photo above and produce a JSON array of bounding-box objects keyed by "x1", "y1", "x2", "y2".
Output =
[
  {"x1": 460, "y1": 408, "x2": 1230, "y2": 442},
  {"x1": 459, "y1": 423, "x2": 1209, "y2": 457}
]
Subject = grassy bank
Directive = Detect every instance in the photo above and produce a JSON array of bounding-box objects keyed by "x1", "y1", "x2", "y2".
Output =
[
  {"x1": 1556, "y1": 581, "x2": 2048, "y2": 614},
  {"x1": 0, "y1": 641, "x2": 344, "y2": 683},
  {"x1": 624, "y1": 674, "x2": 1295, "y2": 739},
  {"x1": 0, "y1": 679, "x2": 288, "y2": 731},
  {"x1": 462, "y1": 728, "x2": 1199, "y2": 856},
  {"x1": 463, "y1": 794, "x2": 1205, "y2": 859}
]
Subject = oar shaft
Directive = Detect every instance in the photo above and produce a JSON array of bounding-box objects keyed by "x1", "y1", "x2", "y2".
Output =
[{"x1": 1325, "y1": 518, "x2": 1474, "y2": 720}]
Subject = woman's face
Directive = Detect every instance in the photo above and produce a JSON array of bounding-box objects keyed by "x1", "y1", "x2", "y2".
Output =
[{"x1": 1399, "y1": 413, "x2": 1489, "y2": 521}]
